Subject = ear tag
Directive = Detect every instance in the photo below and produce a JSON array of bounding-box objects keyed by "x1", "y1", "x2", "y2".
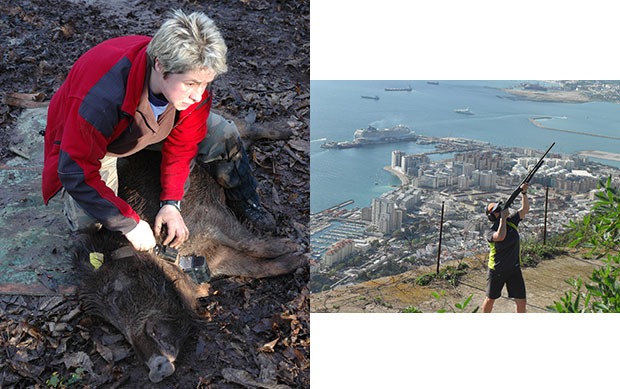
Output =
[{"x1": 89, "y1": 252, "x2": 104, "y2": 269}]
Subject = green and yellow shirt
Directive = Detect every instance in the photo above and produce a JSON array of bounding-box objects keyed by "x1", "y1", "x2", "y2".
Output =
[{"x1": 486, "y1": 212, "x2": 522, "y2": 272}]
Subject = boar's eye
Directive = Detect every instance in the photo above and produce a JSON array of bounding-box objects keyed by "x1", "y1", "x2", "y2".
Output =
[{"x1": 146, "y1": 321, "x2": 174, "y2": 343}]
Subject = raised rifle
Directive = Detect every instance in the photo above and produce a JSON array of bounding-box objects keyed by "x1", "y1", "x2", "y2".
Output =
[{"x1": 500, "y1": 142, "x2": 555, "y2": 211}]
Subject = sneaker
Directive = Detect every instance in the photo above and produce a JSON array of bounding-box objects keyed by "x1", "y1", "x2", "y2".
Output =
[{"x1": 229, "y1": 199, "x2": 276, "y2": 232}]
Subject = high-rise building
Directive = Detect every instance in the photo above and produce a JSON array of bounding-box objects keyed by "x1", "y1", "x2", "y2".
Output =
[
  {"x1": 392, "y1": 150, "x2": 405, "y2": 168},
  {"x1": 371, "y1": 197, "x2": 403, "y2": 234}
]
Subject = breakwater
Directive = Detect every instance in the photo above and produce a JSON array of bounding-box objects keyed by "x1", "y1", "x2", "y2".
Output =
[{"x1": 529, "y1": 117, "x2": 620, "y2": 141}]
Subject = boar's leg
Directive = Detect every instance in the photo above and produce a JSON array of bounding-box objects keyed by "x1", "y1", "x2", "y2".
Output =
[
  {"x1": 182, "y1": 187, "x2": 298, "y2": 259},
  {"x1": 193, "y1": 224, "x2": 298, "y2": 259},
  {"x1": 206, "y1": 245, "x2": 306, "y2": 279},
  {"x1": 211, "y1": 109, "x2": 293, "y2": 148}
]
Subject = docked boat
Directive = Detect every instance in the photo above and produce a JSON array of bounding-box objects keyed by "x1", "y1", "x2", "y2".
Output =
[
  {"x1": 361, "y1": 95, "x2": 380, "y2": 100},
  {"x1": 320, "y1": 124, "x2": 417, "y2": 149}
]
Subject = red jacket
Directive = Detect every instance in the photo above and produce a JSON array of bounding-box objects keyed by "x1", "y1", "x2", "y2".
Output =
[{"x1": 42, "y1": 36, "x2": 211, "y2": 233}]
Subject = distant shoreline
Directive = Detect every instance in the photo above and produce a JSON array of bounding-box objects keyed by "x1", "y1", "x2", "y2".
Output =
[
  {"x1": 501, "y1": 88, "x2": 591, "y2": 103},
  {"x1": 578, "y1": 150, "x2": 620, "y2": 162}
]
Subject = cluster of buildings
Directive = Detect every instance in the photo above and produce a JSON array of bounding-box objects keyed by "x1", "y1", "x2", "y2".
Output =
[
  {"x1": 392, "y1": 149, "x2": 503, "y2": 191},
  {"x1": 558, "y1": 80, "x2": 620, "y2": 103},
  {"x1": 322, "y1": 239, "x2": 355, "y2": 267},
  {"x1": 310, "y1": 137, "x2": 620, "y2": 291},
  {"x1": 362, "y1": 188, "x2": 422, "y2": 234},
  {"x1": 392, "y1": 143, "x2": 604, "y2": 196}
]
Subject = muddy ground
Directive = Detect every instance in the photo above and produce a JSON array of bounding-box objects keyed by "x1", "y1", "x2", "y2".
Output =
[{"x1": 0, "y1": 0, "x2": 309, "y2": 387}]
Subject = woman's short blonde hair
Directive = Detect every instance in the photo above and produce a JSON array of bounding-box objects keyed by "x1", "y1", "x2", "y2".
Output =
[{"x1": 147, "y1": 10, "x2": 227, "y2": 76}]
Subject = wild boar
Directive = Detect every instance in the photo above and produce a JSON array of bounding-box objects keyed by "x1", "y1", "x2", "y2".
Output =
[
  {"x1": 76, "y1": 149, "x2": 307, "y2": 383},
  {"x1": 75, "y1": 236, "x2": 199, "y2": 383}
]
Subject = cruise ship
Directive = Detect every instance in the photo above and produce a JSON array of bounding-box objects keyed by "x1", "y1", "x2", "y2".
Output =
[{"x1": 321, "y1": 125, "x2": 417, "y2": 149}]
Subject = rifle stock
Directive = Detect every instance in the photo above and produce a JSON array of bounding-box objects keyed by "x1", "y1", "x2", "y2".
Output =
[{"x1": 502, "y1": 142, "x2": 555, "y2": 210}]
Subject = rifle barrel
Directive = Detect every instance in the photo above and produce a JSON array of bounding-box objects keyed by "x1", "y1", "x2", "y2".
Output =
[{"x1": 502, "y1": 142, "x2": 555, "y2": 210}]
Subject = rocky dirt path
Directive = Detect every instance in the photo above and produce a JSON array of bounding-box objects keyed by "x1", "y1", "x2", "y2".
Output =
[{"x1": 311, "y1": 248, "x2": 603, "y2": 313}]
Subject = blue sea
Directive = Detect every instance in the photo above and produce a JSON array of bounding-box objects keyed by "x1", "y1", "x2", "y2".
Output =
[{"x1": 310, "y1": 80, "x2": 620, "y2": 214}]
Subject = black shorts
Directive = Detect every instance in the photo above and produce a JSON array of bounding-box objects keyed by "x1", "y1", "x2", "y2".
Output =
[{"x1": 486, "y1": 267, "x2": 526, "y2": 300}]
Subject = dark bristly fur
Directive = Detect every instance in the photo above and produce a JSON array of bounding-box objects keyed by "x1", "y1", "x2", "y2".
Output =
[{"x1": 120, "y1": 150, "x2": 306, "y2": 279}]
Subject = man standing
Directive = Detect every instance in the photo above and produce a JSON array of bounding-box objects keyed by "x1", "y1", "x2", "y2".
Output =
[
  {"x1": 42, "y1": 10, "x2": 274, "y2": 252},
  {"x1": 482, "y1": 183, "x2": 530, "y2": 313}
]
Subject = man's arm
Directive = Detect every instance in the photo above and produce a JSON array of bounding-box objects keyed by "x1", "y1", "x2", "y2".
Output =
[
  {"x1": 155, "y1": 89, "x2": 212, "y2": 248},
  {"x1": 492, "y1": 208, "x2": 510, "y2": 242},
  {"x1": 518, "y1": 183, "x2": 530, "y2": 220}
]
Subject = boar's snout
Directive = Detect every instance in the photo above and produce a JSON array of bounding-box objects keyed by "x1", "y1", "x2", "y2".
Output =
[{"x1": 147, "y1": 354, "x2": 175, "y2": 383}]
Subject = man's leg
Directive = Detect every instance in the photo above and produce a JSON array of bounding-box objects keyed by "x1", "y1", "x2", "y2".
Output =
[
  {"x1": 484, "y1": 268, "x2": 503, "y2": 313},
  {"x1": 506, "y1": 268, "x2": 527, "y2": 313},
  {"x1": 63, "y1": 154, "x2": 118, "y2": 232},
  {"x1": 482, "y1": 297, "x2": 495, "y2": 313},
  {"x1": 196, "y1": 113, "x2": 275, "y2": 232}
]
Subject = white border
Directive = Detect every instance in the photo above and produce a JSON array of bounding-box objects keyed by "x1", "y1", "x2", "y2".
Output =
[{"x1": 311, "y1": 0, "x2": 620, "y2": 80}]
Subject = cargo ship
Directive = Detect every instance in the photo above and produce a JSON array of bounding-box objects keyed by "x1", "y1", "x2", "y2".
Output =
[
  {"x1": 320, "y1": 124, "x2": 417, "y2": 149},
  {"x1": 427, "y1": 81, "x2": 439, "y2": 85},
  {"x1": 384, "y1": 85, "x2": 413, "y2": 92},
  {"x1": 454, "y1": 108, "x2": 474, "y2": 115}
]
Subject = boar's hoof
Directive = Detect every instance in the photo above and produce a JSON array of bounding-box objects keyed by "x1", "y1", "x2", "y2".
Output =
[{"x1": 147, "y1": 355, "x2": 175, "y2": 383}]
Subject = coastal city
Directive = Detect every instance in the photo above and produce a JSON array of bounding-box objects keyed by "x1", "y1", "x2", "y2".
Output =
[
  {"x1": 507, "y1": 80, "x2": 620, "y2": 104},
  {"x1": 310, "y1": 132, "x2": 620, "y2": 293}
]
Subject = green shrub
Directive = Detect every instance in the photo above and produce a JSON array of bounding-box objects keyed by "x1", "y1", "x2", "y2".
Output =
[
  {"x1": 402, "y1": 305, "x2": 422, "y2": 313},
  {"x1": 521, "y1": 240, "x2": 566, "y2": 268},
  {"x1": 552, "y1": 177, "x2": 620, "y2": 312}
]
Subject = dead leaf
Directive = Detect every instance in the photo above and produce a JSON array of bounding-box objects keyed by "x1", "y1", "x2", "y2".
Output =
[
  {"x1": 283, "y1": 346, "x2": 306, "y2": 364},
  {"x1": 271, "y1": 185, "x2": 281, "y2": 205},
  {"x1": 284, "y1": 145, "x2": 306, "y2": 165},
  {"x1": 252, "y1": 318, "x2": 274, "y2": 334},
  {"x1": 38, "y1": 273, "x2": 59, "y2": 293},
  {"x1": 221, "y1": 367, "x2": 290, "y2": 389},
  {"x1": 62, "y1": 351, "x2": 95, "y2": 375},
  {"x1": 95, "y1": 341, "x2": 114, "y2": 363},
  {"x1": 2, "y1": 92, "x2": 48, "y2": 108},
  {"x1": 287, "y1": 139, "x2": 309, "y2": 154},
  {"x1": 258, "y1": 337, "x2": 279, "y2": 353},
  {"x1": 107, "y1": 343, "x2": 131, "y2": 362},
  {"x1": 287, "y1": 193, "x2": 298, "y2": 201}
]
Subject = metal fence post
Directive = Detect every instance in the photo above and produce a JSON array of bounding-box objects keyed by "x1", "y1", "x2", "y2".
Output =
[
  {"x1": 543, "y1": 185, "x2": 549, "y2": 245},
  {"x1": 436, "y1": 201, "x2": 444, "y2": 274}
]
